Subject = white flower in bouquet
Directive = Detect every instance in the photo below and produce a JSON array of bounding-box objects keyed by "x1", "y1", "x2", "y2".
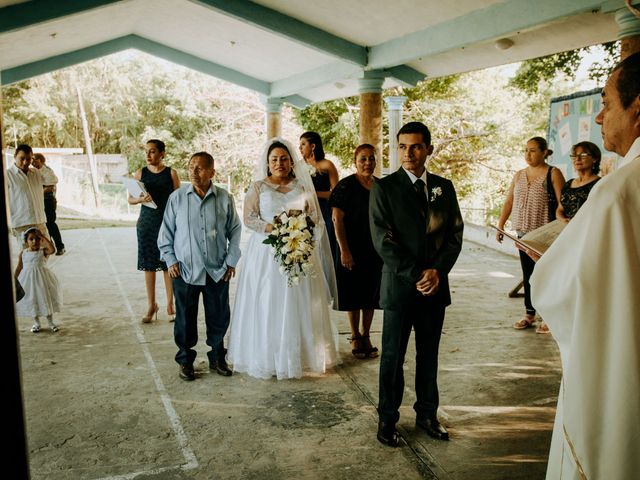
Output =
[
  {"x1": 287, "y1": 214, "x2": 308, "y2": 231},
  {"x1": 278, "y1": 211, "x2": 289, "y2": 222}
]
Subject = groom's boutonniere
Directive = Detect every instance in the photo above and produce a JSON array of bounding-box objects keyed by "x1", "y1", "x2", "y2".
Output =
[{"x1": 430, "y1": 186, "x2": 443, "y2": 202}]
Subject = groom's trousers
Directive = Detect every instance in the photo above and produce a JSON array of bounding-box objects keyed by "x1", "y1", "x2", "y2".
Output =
[
  {"x1": 378, "y1": 301, "x2": 445, "y2": 425},
  {"x1": 173, "y1": 274, "x2": 230, "y2": 366}
]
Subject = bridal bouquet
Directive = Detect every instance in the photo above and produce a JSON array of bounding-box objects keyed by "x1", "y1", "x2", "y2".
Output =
[{"x1": 263, "y1": 209, "x2": 316, "y2": 286}]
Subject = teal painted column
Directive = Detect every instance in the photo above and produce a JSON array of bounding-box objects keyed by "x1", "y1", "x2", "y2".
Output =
[
  {"x1": 265, "y1": 98, "x2": 283, "y2": 139},
  {"x1": 358, "y1": 71, "x2": 385, "y2": 176},
  {"x1": 616, "y1": 5, "x2": 640, "y2": 59},
  {"x1": 384, "y1": 96, "x2": 407, "y2": 174}
]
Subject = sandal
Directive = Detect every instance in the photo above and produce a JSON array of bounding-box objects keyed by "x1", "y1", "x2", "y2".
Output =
[
  {"x1": 536, "y1": 321, "x2": 550, "y2": 334},
  {"x1": 513, "y1": 316, "x2": 535, "y2": 330},
  {"x1": 361, "y1": 335, "x2": 379, "y2": 358},
  {"x1": 350, "y1": 335, "x2": 366, "y2": 359}
]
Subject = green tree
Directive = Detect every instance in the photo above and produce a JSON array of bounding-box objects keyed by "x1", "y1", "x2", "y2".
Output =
[
  {"x1": 295, "y1": 96, "x2": 360, "y2": 166},
  {"x1": 2, "y1": 52, "x2": 272, "y2": 191},
  {"x1": 510, "y1": 42, "x2": 618, "y2": 93}
]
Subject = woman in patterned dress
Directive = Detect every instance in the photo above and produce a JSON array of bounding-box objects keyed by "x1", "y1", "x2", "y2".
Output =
[
  {"x1": 128, "y1": 139, "x2": 180, "y2": 322},
  {"x1": 495, "y1": 137, "x2": 565, "y2": 333}
]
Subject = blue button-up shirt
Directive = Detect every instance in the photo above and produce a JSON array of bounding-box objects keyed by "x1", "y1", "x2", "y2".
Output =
[{"x1": 158, "y1": 183, "x2": 242, "y2": 285}]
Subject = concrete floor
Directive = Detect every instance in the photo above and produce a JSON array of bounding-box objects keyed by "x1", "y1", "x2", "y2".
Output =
[{"x1": 15, "y1": 227, "x2": 561, "y2": 479}]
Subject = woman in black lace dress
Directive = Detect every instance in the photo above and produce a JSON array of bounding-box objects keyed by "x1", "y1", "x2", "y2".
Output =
[
  {"x1": 557, "y1": 141, "x2": 601, "y2": 221},
  {"x1": 128, "y1": 140, "x2": 180, "y2": 322},
  {"x1": 299, "y1": 132, "x2": 339, "y2": 257},
  {"x1": 330, "y1": 144, "x2": 382, "y2": 358}
]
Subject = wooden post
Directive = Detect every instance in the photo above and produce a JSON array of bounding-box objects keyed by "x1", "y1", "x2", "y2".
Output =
[
  {"x1": 358, "y1": 72, "x2": 385, "y2": 177},
  {"x1": 265, "y1": 98, "x2": 283, "y2": 139}
]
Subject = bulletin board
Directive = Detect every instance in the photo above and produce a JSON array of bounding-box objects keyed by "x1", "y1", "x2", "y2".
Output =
[{"x1": 547, "y1": 88, "x2": 620, "y2": 178}]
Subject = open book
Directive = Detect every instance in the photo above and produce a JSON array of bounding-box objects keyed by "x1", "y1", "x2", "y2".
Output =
[
  {"x1": 491, "y1": 220, "x2": 566, "y2": 257},
  {"x1": 122, "y1": 177, "x2": 157, "y2": 209}
]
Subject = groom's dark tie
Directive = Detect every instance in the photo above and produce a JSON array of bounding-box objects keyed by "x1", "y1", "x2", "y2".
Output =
[{"x1": 414, "y1": 179, "x2": 428, "y2": 217}]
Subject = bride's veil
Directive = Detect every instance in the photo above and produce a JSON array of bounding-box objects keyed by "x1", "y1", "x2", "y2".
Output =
[{"x1": 253, "y1": 137, "x2": 338, "y2": 306}]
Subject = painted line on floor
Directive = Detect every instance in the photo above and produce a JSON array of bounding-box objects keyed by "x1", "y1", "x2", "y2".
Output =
[{"x1": 96, "y1": 230, "x2": 198, "y2": 479}]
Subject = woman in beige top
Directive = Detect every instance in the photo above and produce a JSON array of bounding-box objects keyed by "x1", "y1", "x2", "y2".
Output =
[{"x1": 496, "y1": 137, "x2": 565, "y2": 333}]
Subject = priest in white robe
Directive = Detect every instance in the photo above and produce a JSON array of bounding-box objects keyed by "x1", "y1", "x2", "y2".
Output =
[{"x1": 530, "y1": 51, "x2": 640, "y2": 480}]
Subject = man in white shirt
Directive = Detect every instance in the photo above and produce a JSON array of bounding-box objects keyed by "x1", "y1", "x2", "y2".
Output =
[
  {"x1": 531, "y1": 51, "x2": 640, "y2": 479},
  {"x1": 6, "y1": 144, "x2": 48, "y2": 246},
  {"x1": 31, "y1": 153, "x2": 65, "y2": 255}
]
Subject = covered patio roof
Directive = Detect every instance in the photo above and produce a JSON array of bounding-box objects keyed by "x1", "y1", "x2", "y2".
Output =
[{"x1": 0, "y1": 0, "x2": 629, "y2": 107}]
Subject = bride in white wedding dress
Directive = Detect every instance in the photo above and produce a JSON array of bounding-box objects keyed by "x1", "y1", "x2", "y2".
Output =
[{"x1": 228, "y1": 138, "x2": 340, "y2": 379}]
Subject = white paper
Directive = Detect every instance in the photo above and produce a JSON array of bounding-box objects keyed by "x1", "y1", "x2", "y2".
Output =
[
  {"x1": 558, "y1": 122, "x2": 573, "y2": 155},
  {"x1": 122, "y1": 177, "x2": 157, "y2": 209},
  {"x1": 577, "y1": 116, "x2": 591, "y2": 142}
]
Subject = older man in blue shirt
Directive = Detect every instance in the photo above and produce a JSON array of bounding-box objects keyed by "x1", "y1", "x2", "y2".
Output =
[{"x1": 158, "y1": 152, "x2": 242, "y2": 381}]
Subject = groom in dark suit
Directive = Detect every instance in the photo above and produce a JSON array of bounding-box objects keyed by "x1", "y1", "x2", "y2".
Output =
[{"x1": 370, "y1": 121, "x2": 463, "y2": 446}]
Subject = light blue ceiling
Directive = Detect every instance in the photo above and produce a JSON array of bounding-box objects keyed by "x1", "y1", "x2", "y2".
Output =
[{"x1": 0, "y1": 0, "x2": 632, "y2": 106}]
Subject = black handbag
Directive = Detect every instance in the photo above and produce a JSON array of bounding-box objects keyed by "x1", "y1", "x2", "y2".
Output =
[{"x1": 546, "y1": 166, "x2": 557, "y2": 222}]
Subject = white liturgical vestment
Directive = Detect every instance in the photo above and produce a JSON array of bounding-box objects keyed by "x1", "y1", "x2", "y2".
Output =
[{"x1": 531, "y1": 137, "x2": 640, "y2": 480}]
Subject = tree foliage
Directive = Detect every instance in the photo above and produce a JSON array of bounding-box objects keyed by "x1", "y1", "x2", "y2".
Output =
[
  {"x1": 293, "y1": 75, "x2": 461, "y2": 167},
  {"x1": 2, "y1": 52, "x2": 275, "y2": 188},
  {"x1": 295, "y1": 70, "x2": 538, "y2": 220},
  {"x1": 295, "y1": 96, "x2": 360, "y2": 166},
  {"x1": 510, "y1": 42, "x2": 619, "y2": 93}
]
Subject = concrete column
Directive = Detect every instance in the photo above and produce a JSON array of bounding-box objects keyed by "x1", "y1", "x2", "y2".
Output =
[
  {"x1": 264, "y1": 98, "x2": 283, "y2": 139},
  {"x1": 384, "y1": 96, "x2": 407, "y2": 174},
  {"x1": 358, "y1": 71, "x2": 385, "y2": 176},
  {"x1": 616, "y1": 7, "x2": 640, "y2": 60}
]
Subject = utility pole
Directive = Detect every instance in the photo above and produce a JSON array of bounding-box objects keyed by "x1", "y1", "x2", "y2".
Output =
[{"x1": 76, "y1": 86, "x2": 101, "y2": 209}]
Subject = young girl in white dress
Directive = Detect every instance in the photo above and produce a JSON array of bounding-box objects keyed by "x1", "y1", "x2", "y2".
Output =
[
  {"x1": 228, "y1": 138, "x2": 339, "y2": 379},
  {"x1": 15, "y1": 227, "x2": 63, "y2": 332}
]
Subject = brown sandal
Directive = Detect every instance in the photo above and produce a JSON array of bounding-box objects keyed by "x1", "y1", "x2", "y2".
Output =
[
  {"x1": 361, "y1": 335, "x2": 379, "y2": 358},
  {"x1": 536, "y1": 321, "x2": 550, "y2": 334},
  {"x1": 513, "y1": 316, "x2": 535, "y2": 330},
  {"x1": 350, "y1": 335, "x2": 366, "y2": 359}
]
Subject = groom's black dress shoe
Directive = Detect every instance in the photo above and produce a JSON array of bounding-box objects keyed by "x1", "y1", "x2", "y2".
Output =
[
  {"x1": 178, "y1": 363, "x2": 195, "y2": 381},
  {"x1": 416, "y1": 416, "x2": 449, "y2": 441},
  {"x1": 377, "y1": 421, "x2": 400, "y2": 447},
  {"x1": 210, "y1": 358, "x2": 232, "y2": 377}
]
